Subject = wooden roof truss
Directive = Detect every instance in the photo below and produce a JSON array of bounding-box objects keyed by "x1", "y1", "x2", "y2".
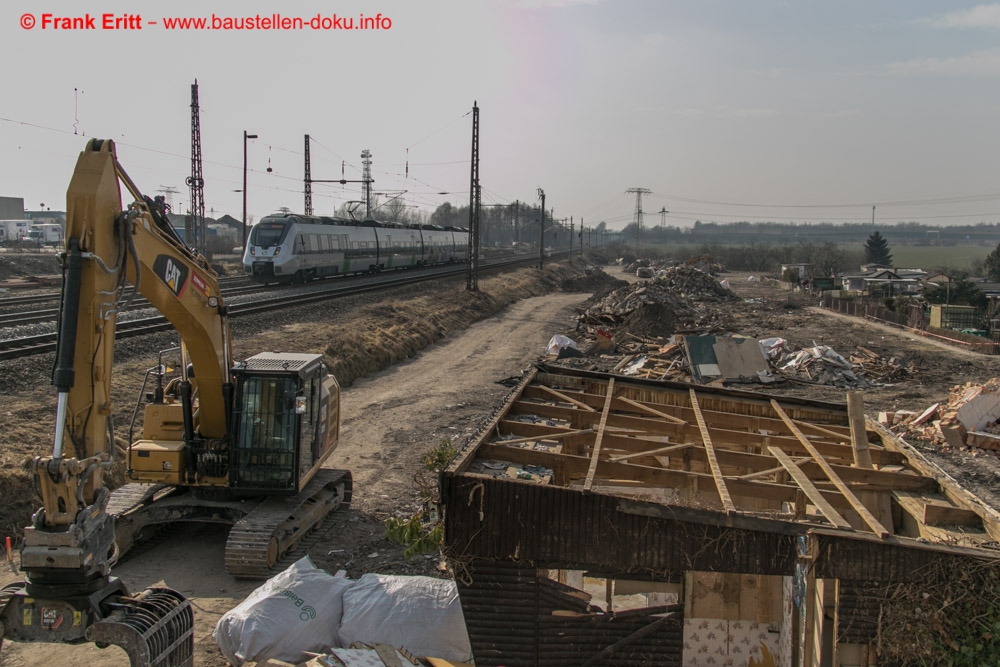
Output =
[{"x1": 457, "y1": 366, "x2": 1000, "y2": 548}]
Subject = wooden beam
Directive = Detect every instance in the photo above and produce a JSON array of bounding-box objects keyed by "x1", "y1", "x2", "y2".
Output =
[
  {"x1": 794, "y1": 420, "x2": 853, "y2": 441},
  {"x1": 584, "y1": 378, "x2": 615, "y2": 491},
  {"x1": 608, "y1": 443, "x2": 692, "y2": 463},
  {"x1": 738, "y1": 466, "x2": 786, "y2": 481},
  {"x1": 510, "y1": 401, "x2": 906, "y2": 464},
  {"x1": 847, "y1": 391, "x2": 872, "y2": 469},
  {"x1": 476, "y1": 442, "x2": 855, "y2": 509},
  {"x1": 617, "y1": 396, "x2": 688, "y2": 425},
  {"x1": 448, "y1": 367, "x2": 538, "y2": 474},
  {"x1": 539, "y1": 385, "x2": 597, "y2": 412},
  {"x1": 690, "y1": 389, "x2": 736, "y2": 513},
  {"x1": 772, "y1": 400, "x2": 889, "y2": 538},
  {"x1": 493, "y1": 428, "x2": 594, "y2": 447},
  {"x1": 768, "y1": 446, "x2": 852, "y2": 529},
  {"x1": 923, "y1": 503, "x2": 984, "y2": 528},
  {"x1": 869, "y1": 417, "x2": 1000, "y2": 542}
]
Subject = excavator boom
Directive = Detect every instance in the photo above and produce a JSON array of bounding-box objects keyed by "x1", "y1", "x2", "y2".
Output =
[{"x1": 0, "y1": 140, "x2": 195, "y2": 666}]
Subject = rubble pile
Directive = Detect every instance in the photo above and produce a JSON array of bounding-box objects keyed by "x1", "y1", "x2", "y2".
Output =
[
  {"x1": 653, "y1": 265, "x2": 739, "y2": 302},
  {"x1": 583, "y1": 282, "x2": 701, "y2": 327},
  {"x1": 767, "y1": 342, "x2": 910, "y2": 389},
  {"x1": 583, "y1": 267, "x2": 735, "y2": 331},
  {"x1": 890, "y1": 379, "x2": 1000, "y2": 451},
  {"x1": 622, "y1": 255, "x2": 724, "y2": 276}
]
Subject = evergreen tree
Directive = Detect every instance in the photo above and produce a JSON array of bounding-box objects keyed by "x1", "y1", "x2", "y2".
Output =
[
  {"x1": 864, "y1": 231, "x2": 893, "y2": 266},
  {"x1": 984, "y1": 242, "x2": 1000, "y2": 282}
]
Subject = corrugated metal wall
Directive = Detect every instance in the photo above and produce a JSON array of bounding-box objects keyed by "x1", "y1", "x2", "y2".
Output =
[
  {"x1": 443, "y1": 476, "x2": 798, "y2": 575},
  {"x1": 457, "y1": 559, "x2": 683, "y2": 666}
]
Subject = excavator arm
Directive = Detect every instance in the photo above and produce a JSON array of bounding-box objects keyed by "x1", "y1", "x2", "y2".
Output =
[{"x1": 0, "y1": 140, "x2": 197, "y2": 665}]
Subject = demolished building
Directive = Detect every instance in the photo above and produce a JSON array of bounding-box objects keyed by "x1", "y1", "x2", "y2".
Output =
[{"x1": 442, "y1": 364, "x2": 1000, "y2": 666}]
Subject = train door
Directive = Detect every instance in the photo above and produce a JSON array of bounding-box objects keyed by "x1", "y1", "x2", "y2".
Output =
[{"x1": 384, "y1": 234, "x2": 394, "y2": 268}]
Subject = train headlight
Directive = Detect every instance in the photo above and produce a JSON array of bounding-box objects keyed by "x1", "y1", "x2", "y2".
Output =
[
  {"x1": 274, "y1": 246, "x2": 281, "y2": 257},
  {"x1": 250, "y1": 247, "x2": 255, "y2": 256}
]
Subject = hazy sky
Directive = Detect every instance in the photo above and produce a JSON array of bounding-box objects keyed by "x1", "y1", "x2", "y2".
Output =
[{"x1": 3, "y1": 0, "x2": 999, "y2": 230}]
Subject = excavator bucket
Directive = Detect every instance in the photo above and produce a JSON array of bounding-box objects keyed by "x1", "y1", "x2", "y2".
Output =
[{"x1": 86, "y1": 587, "x2": 194, "y2": 667}]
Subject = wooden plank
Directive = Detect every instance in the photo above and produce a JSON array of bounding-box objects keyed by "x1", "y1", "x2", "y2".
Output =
[
  {"x1": 772, "y1": 400, "x2": 889, "y2": 538},
  {"x1": 871, "y1": 417, "x2": 1000, "y2": 542},
  {"x1": 690, "y1": 388, "x2": 736, "y2": 513},
  {"x1": 608, "y1": 443, "x2": 692, "y2": 463},
  {"x1": 539, "y1": 385, "x2": 597, "y2": 412},
  {"x1": 493, "y1": 428, "x2": 594, "y2": 447},
  {"x1": 847, "y1": 391, "x2": 872, "y2": 469},
  {"x1": 616, "y1": 396, "x2": 688, "y2": 424},
  {"x1": 476, "y1": 442, "x2": 856, "y2": 509},
  {"x1": 584, "y1": 378, "x2": 615, "y2": 491},
  {"x1": 739, "y1": 466, "x2": 786, "y2": 481},
  {"x1": 924, "y1": 503, "x2": 985, "y2": 527},
  {"x1": 768, "y1": 447, "x2": 852, "y2": 529},
  {"x1": 448, "y1": 367, "x2": 537, "y2": 474},
  {"x1": 510, "y1": 401, "x2": 905, "y2": 464},
  {"x1": 894, "y1": 492, "x2": 989, "y2": 547},
  {"x1": 794, "y1": 420, "x2": 852, "y2": 441}
]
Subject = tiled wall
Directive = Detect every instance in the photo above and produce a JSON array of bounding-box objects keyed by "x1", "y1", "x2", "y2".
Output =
[{"x1": 683, "y1": 618, "x2": 782, "y2": 666}]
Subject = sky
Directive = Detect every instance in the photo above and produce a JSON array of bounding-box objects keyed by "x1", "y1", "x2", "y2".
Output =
[{"x1": 2, "y1": 0, "x2": 1000, "y2": 231}]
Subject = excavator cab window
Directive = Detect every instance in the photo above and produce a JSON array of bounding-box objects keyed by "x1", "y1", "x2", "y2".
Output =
[{"x1": 230, "y1": 374, "x2": 299, "y2": 492}]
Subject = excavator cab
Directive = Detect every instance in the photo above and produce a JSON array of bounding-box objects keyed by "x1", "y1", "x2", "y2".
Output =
[{"x1": 229, "y1": 352, "x2": 339, "y2": 494}]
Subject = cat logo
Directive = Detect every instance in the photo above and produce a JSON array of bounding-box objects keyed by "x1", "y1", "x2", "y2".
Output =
[{"x1": 153, "y1": 255, "x2": 189, "y2": 297}]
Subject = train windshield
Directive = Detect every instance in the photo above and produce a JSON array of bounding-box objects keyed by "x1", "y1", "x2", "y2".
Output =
[{"x1": 250, "y1": 221, "x2": 289, "y2": 248}]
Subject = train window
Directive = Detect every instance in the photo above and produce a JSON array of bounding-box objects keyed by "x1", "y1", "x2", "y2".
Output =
[{"x1": 252, "y1": 224, "x2": 287, "y2": 247}]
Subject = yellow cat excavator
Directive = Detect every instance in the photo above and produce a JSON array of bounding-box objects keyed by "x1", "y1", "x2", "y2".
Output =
[{"x1": 0, "y1": 139, "x2": 351, "y2": 665}]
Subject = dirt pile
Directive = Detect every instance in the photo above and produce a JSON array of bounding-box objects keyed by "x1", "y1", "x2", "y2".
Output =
[
  {"x1": 0, "y1": 251, "x2": 61, "y2": 282},
  {"x1": 559, "y1": 266, "x2": 627, "y2": 294}
]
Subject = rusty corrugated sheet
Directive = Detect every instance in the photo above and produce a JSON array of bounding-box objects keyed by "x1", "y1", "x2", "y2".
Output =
[
  {"x1": 456, "y1": 558, "x2": 683, "y2": 666},
  {"x1": 837, "y1": 580, "x2": 881, "y2": 644},
  {"x1": 444, "y1": 476, "x2": 798, "y2": 575}
]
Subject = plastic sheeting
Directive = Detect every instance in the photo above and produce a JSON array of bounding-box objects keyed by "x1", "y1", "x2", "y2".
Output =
[
  {"x1": 339, "y1": 574, "x2": 472, "y2": 662},
  {"x1": 546, "y1": 334, "x2": 578, "y2": 356},
  {"x1": 213, "y1": 556, "x2": 354, "y2": 665}
]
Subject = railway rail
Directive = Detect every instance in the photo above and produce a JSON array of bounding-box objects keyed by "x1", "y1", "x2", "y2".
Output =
[{"x1": 0, "y1": 254, "x2": 561, "y2": 361}]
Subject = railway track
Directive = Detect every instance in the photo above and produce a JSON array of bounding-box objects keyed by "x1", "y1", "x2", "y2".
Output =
[
  {"x1": 0, "y1": 254, "x2": 553, "y2": 361},
  {"x1": 0, "y1": 275, "x2": 253, "y2": 315}
]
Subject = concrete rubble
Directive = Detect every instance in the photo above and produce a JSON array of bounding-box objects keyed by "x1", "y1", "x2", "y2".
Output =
[{"x1": 888, "y1": 378, "x2": 1000, "y2": 451}]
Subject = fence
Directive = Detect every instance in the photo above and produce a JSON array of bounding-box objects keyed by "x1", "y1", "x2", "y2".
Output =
[{"x1": 820, "y1": 293, "x2": 1000, "y2": 355}]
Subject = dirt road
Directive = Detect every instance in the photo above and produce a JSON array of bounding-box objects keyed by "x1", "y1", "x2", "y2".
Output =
[{"x1": 0, "y1": 292, "x2": 588, "y2": 666}]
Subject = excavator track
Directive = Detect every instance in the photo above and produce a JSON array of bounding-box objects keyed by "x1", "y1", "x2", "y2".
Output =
[{"x1": 225, "y1": 468, "x2": 352, "y2": 579}]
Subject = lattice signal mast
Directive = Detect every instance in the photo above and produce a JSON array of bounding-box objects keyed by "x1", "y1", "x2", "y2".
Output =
[
  {"x1": 626, "y1": 187, "x2": 651, "y2": 256},
  {"x1": 467, "y1": 102, "x2": 480, "y2": 292},
  {"x1": 361, "y1": 150, "x2": 373, "y2": 218},
  {"x1": 186, "y1": 79, "x2": 206, "y2": 255},
  {"x1": 304, "y1": 135, "x2": 313, "y2": 215}
]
